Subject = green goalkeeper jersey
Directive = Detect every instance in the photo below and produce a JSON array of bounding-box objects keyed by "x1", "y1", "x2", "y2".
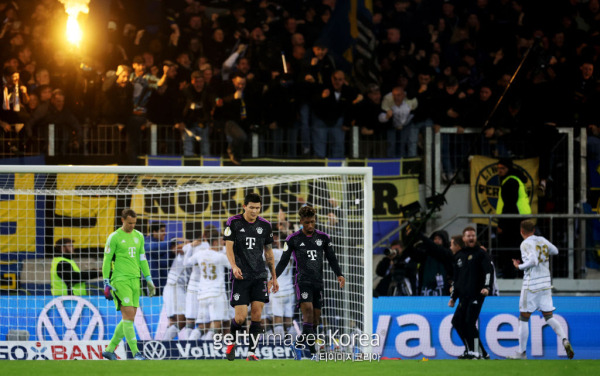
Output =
[{"x1": 102, "y1": 228, "x2": 151, "y2": 282}]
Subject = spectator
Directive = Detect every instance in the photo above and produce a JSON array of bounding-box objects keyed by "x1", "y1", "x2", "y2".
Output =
[
  {"x1": 215, "y1": 72, "x2": 260, "y2": 165},
  {"x1": 354, "y1": 83, "x2": 386, "y2": 158},
  {"x1": 311, "y1": 70, "x2": 361, "y2": 158},
  {"x1": 496, "y1": 157, "x2": 532, "y2": 279},
  {"x1": 588, "y1": 122, "x2": 600, "y2": 161},
  {"x1": 50, "y1": 238, "x2": 101, "y2": 296},
  {"x1": 379, "y1": 86, "x2": 418, "y2": 158},
  {"x1": 182, "y1": 70, "x2": 214, "y2": 157},
  {"x1": 25, "y1": 88, "x2": 82, "y2": 154},
  {"x1": 144, "y1": 222, "x2": 173, "y2": 295}
]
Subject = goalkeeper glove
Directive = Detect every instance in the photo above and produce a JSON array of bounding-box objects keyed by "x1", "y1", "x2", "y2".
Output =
[
  {"x1": 145, "y1": 276, "x2": 156, "y2": 297},
  {"x1": 103, "y1": 279, "x2": 115, "y2": 300}
]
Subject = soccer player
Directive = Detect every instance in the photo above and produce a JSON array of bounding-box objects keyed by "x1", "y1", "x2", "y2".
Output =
[
  {"x1": 102, "y1": 209, "x2": 155, "y2": 361},
  {"x1": 449, "y1": 227, "x2": 493, "y2": 359},
  {"x1": 162, "y1": 238, "x2": 190, "y2": 340},
  {"x1": 180, "y1": 238, "x2": 209, "y2": 340},
  {"x1": 224, "y1": 193, "x2": 279, "y2": 361},
  {"x1": 508, "y1": 219, "x2": 574, "y2": 359},
  {"x1": 269, "y1": 228, "x2": 296, "y2": 338},
  {"x1": 184, "y1": 228, "x2": 231, "y2": 340},
  {"x1": 274, "y1": 205, "x2": 345, "y2": 360}
]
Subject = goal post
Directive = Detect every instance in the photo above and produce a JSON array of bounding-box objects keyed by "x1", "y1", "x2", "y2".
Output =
[{"x1": 0, "y1": 165, "x2": 372, "y2": 354}]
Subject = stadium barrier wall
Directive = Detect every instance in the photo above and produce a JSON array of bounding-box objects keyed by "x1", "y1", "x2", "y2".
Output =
[
  {"x1": 2, "y1": 295, "x2": 599, "y2": 359},
  {"x1": 373, "y1": 296, "x2": 600, "y2": 359}
]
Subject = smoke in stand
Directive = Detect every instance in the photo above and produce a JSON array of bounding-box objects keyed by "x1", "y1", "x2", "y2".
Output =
[{"x1": 59, "y1": 0, "x2": 90, "y2": 48}]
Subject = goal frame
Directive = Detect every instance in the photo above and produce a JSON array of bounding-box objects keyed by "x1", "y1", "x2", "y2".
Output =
[{"x1": 0, "y1": 165, "x2": 373, "y2": 343}]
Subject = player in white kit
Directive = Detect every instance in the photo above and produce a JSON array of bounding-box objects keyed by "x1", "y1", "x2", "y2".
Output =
[
  {"x1": 162, "y1": 239, "x2": 190, "y2": 339},
  {"x1": 270, "y1": 229, "x2": 296, "y2": 337},
  {"x1": 185, "y1": 227, "x2": 231, "y2": 340},
  {"x1": 181, "y1": 238, "x2": 210, "y2": 340},
  {"x1": 508, "y1": 219, "x2": 574, "y2": 359}
]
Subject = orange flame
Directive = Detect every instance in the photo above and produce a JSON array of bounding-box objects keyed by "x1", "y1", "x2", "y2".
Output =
[{"x1": 59, "y1": 0, "x2": 90, "y2": 48}]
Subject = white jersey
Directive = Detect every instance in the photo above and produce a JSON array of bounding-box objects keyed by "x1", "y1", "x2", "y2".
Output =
[
  {"x1": 519, "y1": 235, "x2": 559, "y2": 292},
  {"x1": 186, "y1": 249, "x2": 230, "y2": 299},
  {"x1": 167, "y1": 252, "x2": 189, "y2": 286},
  {"x1": 272, "y1": 247, "x2": 294, "y2": 294},
  {"x1": 183, "y1": 242, "x2": 210, "y2": 292}
]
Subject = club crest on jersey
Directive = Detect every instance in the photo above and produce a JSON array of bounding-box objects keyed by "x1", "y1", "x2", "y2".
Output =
[
  {"x1": 233, "y1": 293, "x2": 240, "y2": 301},
  {"x1": 224, "y1": 227, "x2": 232, "y2": 236},
  {"x1": 134, "y1": 238, "x2": 139, "y2": 244},
  {"x1": 124, "y1": 297, "x2": 130, "y2": 303},
  {"x1": 457, "y1": 259, "x2": 463, "y2": 267},
  {"x1": 301, "y1": 292, "x2": 308, "y2": 299},
  {"x1": 257, "y1": 227, "x2": 263, "y2": 234},
  {"x1": 316, "y1": 239, "x2": 323, "y2": 246}
]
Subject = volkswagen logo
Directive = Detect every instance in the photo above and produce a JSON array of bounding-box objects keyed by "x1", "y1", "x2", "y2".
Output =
[
  {"x1": 143, "y1": 341, "x2": 167, "y2": 360},
  {"x1": 37, "y1": 296, "x2": 104, "y2": 341}
]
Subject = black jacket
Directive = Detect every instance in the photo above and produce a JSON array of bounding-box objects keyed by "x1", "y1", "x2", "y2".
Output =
[{"x1": 451, "y1": 246, "x2": 494, "y2": 300}]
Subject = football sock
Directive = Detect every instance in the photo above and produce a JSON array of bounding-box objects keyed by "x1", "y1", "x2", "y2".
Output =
[
  {"x1": 188, "y1": 328, "x2": 202, "y2": 340},
  {"x1": 165, "y1": 324, "x2": 179, "y2": 340},
  {"x1": 122, "y1": 320, "x2": 138, "y2": 355},
  {"x1": 546, "y1": 317, "x2": 566, "y2": 340},
  {"x1": 303, "y1": 322, "x2": 315, "y2": 353},
  {"x1": 230, "y1": 319, "x2": 242, "y2": 345},
  {"x1": 518, "y1": 319, "x2": 529, "y2": 353},
  {"x1": 107, "y1": 320, "x2": 124, "y2": 352},
  {"x1": 249, "y1": 321, "x2": 262, "y2": 353},
  {"x1": 274, "y1": 324, "x2": 285, "y2": 336}
]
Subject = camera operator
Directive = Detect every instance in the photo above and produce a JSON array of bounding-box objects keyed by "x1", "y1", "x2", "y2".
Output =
[{"x1": 374, "y1": 239, "x2": 418, "y2": 296}]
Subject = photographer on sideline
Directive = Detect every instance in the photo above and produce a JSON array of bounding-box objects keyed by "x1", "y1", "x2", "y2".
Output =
[{"x1": 374, "y1": 239, "x2": 418, "y2": 296}]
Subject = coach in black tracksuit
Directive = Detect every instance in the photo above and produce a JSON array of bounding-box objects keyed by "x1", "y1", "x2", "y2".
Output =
[{"x1": 449, "y1": 227, "x2": 494, "y2": 359}]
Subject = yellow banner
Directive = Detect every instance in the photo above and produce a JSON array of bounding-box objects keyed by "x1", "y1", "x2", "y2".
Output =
[
  {"x1": 470, "y1": 156, "x2": 539, "y2": 225},
  {"x1": 0, "y1": 174, "x2": 37, "y2": 253}
]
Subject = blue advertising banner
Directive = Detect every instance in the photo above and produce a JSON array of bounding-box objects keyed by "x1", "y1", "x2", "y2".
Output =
[
  {"x1": 4, "y1": 295, "x2": 599, "y2": 359},
  {"x1": 373, "y1": 296, "x2": 600, "y2": 359}
]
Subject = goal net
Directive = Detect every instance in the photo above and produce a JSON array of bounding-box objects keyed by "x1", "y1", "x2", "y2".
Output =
[{"x1": 0, "y1": 165, "x2": 372, "y2": 359}]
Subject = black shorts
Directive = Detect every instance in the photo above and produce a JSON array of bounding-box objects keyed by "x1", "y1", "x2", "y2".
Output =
[
  {"x1": 295, "y1": 282, "x2": 323, "y2": 309},
  {"x1": 230, "y1": 278, "x2": 269, "y2": 307}
]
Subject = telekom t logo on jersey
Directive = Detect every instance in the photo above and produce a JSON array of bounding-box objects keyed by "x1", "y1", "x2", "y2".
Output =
[
  {"x1": 307, "y1": 250, "x2": 317, "y2": 260},
  {"x1": 246, "y1": 237, "x2": 256, "y2": 249}
]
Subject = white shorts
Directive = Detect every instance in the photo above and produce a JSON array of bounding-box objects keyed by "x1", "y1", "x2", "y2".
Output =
[
  {"x1": 261, "y1": 300, "x2": 272, "y2": 320},
  {"x1": 271, "y1": 291, "x2": 295, "y2": 318},
  {"x1": 519, "y1": 288, "x2": 555, "y2": 313},
  {"x1": 197, "y1": 293, "x2": 229, "y2": 323},
  {"x1": 185, "y1": 290, "x2": 199, "y2": 320},
  {"x1": 163, "y1": 284, "x2": 186, "y2": 317}
]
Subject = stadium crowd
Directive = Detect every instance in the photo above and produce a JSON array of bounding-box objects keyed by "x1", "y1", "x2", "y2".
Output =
[{"x1": 0, "y1": 0, "x2": 599, "y2": 168}]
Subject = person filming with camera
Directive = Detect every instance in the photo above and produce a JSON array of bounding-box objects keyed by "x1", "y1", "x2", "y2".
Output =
[{"x1": 374, "y1": 239, "x2": 418, "y2": 296}]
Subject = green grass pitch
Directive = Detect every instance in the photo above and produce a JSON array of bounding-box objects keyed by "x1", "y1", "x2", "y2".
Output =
[{"x1": 3, "y1": 359, "x2": 599, "y2": 376}]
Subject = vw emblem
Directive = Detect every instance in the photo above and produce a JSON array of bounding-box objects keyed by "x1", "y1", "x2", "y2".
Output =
[
  {"x1": 37, "y1": 296, "x2": 104, "y2": 341},
  {"x1": 143, "y1": 341, "x2": 167, "y2": 360}
]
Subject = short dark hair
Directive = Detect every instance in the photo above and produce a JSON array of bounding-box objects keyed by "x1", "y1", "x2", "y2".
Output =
[
  {"x1": 298, "y1": 205, "x2": 316, "y2": 219},
  {"x1": 244, "y1": 192, "x2": 261, "y2": 205},
  {"x1": 122, "y1": 209, "x2": 137, "y2": 219},
  {"x1": 520, "y1": 219, "x2": 535, "y2": 234},
  {"x1": 150, "y1": 222, "x2": 165, "y2": 233},
  {"x1": 390, "y1": 239, "x2": 404, "y2": 248},
  {"x1": 451, "y1": 235, "x2": 464, "y2": 248},
  {"x1": 462, "y1": 226, "x2": 476, "y2": 235}
]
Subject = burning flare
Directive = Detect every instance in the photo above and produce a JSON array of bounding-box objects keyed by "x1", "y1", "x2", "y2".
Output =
[{"x1": 59, "y1": 0, "x2": 90, "y2": 48}]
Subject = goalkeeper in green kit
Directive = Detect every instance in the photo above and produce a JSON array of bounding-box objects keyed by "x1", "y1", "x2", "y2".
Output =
[{"x1": 102, "y1": 209, "x2": 156, "y2": 360}]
